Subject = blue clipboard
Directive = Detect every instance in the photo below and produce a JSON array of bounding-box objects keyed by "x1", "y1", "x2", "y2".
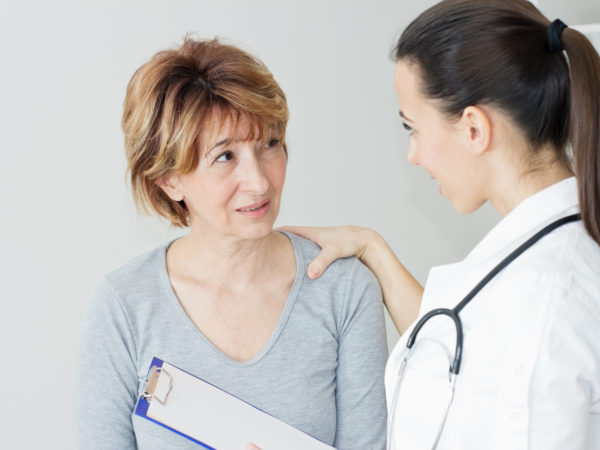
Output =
[
  {"x1": 134, "y1": 357, "x2": 335, "y2": 450},
  {"x1": 135, "y1": 357, "x2": 213, "y2": 448}
]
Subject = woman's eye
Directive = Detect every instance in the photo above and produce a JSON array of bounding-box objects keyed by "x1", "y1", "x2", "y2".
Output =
[
  {"x1": 265, "y1": 138, "x2": 280, "y2": 149},
  {"x1": 402, "y1": 122, "x2": 414, "y2": 133},
  {"x1": 215, "y1": 151, "x2": 234, "y2": 162}
]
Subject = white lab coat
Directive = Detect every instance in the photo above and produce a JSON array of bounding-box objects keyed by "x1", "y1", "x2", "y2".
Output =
[{"x1": 385, "y1": 177, "x2": 600, "y2": 449}]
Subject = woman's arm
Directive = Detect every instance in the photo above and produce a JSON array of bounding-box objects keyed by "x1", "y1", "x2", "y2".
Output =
[
  {"x1": 280, "y1": 226, "x2": 423, "y2": 334},
  {"x1": 333, "y1": 259, "x2": 388, "y2": 449},
  {"x1": 75, "y1": 278, "x2": 139, "y2": 449}
]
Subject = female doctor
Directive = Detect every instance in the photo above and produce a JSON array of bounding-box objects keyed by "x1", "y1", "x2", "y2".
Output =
[{"x1": 284, "y1": 0, "x2": 600, "y2": 448}]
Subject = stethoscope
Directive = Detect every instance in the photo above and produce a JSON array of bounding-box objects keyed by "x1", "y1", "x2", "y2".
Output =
[{"x1": 386, "y1": 213, "x2": 581, "y2": 450}]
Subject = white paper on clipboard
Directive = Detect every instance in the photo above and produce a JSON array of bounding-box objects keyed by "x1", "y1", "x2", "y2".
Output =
[{"x1": 135, "y1": 357, "x2": 335, "y2": 450}]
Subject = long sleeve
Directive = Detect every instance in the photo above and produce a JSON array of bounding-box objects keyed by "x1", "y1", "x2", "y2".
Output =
[
  {"x1": 333, "y1": 259, "x2": 388, "y2": 450},
  {"x1": 74, "y1": 277, "x2": 139, "y2": 450}
]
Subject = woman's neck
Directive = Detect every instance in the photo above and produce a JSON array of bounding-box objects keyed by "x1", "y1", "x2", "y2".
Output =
[{"x1": 166, "y1": 229, "x2": 292, "y2": 292}]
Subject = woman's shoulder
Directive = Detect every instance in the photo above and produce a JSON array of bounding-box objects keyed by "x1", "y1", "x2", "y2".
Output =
[
  {"x1": 106, "y1": 244, "x2": 166, "y2": 283},
  {"x1": 283, "y1": 231, "x2": 384, "y2": 339},
  {"x1": 89, "y1": 242, "x2": 170, "y2": 311},
  {"x1": 283, "y1": 230, "x2": 382, "y2": 321},
  {"x1": 282, "y1": 230, "x2": 378, "y2": 284}
]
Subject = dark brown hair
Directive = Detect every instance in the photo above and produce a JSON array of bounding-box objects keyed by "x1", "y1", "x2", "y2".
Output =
[
  {"x1": 394, "y1": 0, "x2": 600, "y2": 244},
  {"x1": 122, "y1": 36, "x2": 289, "y2": 227}
]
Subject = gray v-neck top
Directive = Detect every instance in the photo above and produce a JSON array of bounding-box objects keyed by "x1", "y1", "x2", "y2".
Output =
[{"x1": 75, "y1": 232, "x2": 388, "y2": 449}]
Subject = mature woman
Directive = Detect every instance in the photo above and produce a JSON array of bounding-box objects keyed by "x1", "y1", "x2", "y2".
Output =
[
  {"x1": 75, "y1": 37, "x2": 387, "y2": 449},
  {"x1": 285, "y1": 0, "x2": 600, "y2": 448}
]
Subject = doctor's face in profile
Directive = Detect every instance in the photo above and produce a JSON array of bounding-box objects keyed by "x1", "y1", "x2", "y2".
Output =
[
  {"x1": 394, "y1": 61, "x2": 486, "y2": 214},
  {"x1": 163, "y1": 117, "x2": 288, "y2": 241}
]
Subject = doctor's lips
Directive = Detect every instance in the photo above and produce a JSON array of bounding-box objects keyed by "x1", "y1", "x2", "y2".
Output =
[
  {"x1": 236, "y1": 200, "x2": 271, "y2": 218},
  {"x1": 429, "y1": 174, "x2": 442, "y2": 194}
]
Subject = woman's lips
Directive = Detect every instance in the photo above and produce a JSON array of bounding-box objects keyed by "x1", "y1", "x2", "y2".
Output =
[{"x1": 236, "y1": 200, "x2": 270, "y2": 218}]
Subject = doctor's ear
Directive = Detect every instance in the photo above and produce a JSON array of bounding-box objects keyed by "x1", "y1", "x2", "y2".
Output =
[
  {"x1": 156, "y1": 175, "x2": 184, "y2": 202},
  {"x1": 461, "y1": 106, "x2": 492, "y2": 156}
]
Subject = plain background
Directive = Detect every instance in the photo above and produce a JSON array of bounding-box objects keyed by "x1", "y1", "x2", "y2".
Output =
[{"x1": 1, "y1": 1, "x2": 598, "y2": 448}]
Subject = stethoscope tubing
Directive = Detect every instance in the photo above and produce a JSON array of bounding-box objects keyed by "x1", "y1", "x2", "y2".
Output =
[{"x1": 407, "y1": 308, "x2": 463, "y2": 375}]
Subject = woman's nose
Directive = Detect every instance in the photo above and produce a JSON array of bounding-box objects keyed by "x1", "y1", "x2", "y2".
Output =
[{"x1": 240, "y1": 155, "x2": 269, "y2": 194}]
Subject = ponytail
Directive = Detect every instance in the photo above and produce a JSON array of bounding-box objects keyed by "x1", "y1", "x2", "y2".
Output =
[{"x1": 562, "y1": 28, "x2": 600, "y2": 245}]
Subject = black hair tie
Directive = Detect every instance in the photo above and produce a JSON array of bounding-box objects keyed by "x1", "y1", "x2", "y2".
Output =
[{"x1": 547, "y1": 19, "x2": 568, "y2": 53}]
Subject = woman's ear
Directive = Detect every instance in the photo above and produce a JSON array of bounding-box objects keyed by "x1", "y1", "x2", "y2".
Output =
[
  {"x1": 461, "y1": 105, "x2": 492, "y2": 156},
  {"x1": 156, "y1": 175, "x2": 184, "y2": 201}
]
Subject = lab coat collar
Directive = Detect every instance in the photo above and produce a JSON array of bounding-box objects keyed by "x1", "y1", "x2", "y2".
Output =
[{"x1": 465, "y1": 177, "x2": 579, "y2": 265}]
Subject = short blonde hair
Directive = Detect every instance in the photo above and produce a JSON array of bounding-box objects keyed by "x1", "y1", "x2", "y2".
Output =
[{"x1": 122, "y1": 36, "x2": 289, "y2": 227}]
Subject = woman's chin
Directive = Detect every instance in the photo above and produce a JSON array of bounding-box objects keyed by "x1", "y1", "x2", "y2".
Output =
[
  {"x1": 232, "y1": 221, "x2": 277, "y2": 241},
  {"x1": 233, "y1": 207, "x2": 280, "y2": 240}
]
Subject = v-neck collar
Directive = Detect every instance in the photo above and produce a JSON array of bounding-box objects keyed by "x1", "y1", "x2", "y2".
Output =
[{"x1": 158, "y1": 231, "x2": 304, "y2": 367}]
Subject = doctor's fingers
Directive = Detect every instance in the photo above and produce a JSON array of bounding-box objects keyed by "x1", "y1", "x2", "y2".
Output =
[
  {"x1": 278, "y1": 225, "x2": 368, "y2": 279},
  {"x1": 245, "y1": 444, "x2": 261, "y2": 450}
]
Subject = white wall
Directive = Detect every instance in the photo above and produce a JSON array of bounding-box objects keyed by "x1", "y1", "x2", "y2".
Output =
[
  {"x1": 540, "y1": 0, "x2": 600, "y2": 24},
  {"x1": 0, "y1": 1, "x2": 596, "y2": 448}
]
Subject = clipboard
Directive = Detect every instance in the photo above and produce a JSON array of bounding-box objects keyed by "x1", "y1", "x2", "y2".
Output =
[{"x1": 134, "y1": 357, "x2": 335, "y2": 450}]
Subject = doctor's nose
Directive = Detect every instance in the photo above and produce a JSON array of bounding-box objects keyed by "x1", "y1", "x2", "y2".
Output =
[{"x1": 406, "y1": 143, "x2": 418, "y2": 165}]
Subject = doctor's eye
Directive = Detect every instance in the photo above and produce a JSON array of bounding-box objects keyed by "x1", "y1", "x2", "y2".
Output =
[{"x1": 215, "y1": 150, "x2": 235, "y2": 162}]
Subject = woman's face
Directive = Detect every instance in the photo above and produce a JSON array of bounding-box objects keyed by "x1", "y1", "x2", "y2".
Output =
[
  {"x1": 170, "y1": 117, "x2": 287, "y2": 241},
  {"x1": 394, "y1": 61, "x2": 485, "y2": 214}
]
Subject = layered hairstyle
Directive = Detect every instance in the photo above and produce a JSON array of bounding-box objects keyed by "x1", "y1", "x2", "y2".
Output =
[
  {"x1": 393, "y1": 0, "x2": 600, "y2": 244},
  {"x1": 122, "y1": 36, "x2": 289, "y2": 227}
]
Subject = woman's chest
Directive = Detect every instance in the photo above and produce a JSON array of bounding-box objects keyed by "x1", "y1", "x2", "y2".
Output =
[
  {"x1": 173, "y1": 277, "x2": 294, "y2": 362},
  {"x1": 131, "y1": 308, "x2": 340, "y2": 448}
]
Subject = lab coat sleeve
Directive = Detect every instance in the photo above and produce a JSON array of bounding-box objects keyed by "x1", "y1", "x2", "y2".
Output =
[
  {"x1": 74, "y1": 277, "x2": 139, "y2": 450},
  {"x1": 333, "y1": 259, "x2": 388, "y2": 450},
  {"x1": 528, "y1": 282, "x2": 600, "y2": 449}
]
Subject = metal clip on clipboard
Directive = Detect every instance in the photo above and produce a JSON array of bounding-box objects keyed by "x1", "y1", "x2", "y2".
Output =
[{"x1": 141, "y1": 365, "x2": 174, "y2": 405}]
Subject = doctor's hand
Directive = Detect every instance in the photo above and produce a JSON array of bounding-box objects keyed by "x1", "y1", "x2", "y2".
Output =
[
  {"x1": 278, "y1": 225, "x2": 378, "y2": 279},
  {"x1": 280, "y1": 225, "x2": 423, "y2": 334}
]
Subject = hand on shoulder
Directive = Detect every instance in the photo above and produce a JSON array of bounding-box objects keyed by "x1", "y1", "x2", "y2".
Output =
[{"x1": 278, "y1": 225, "x2": 378, "y2": 279}]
